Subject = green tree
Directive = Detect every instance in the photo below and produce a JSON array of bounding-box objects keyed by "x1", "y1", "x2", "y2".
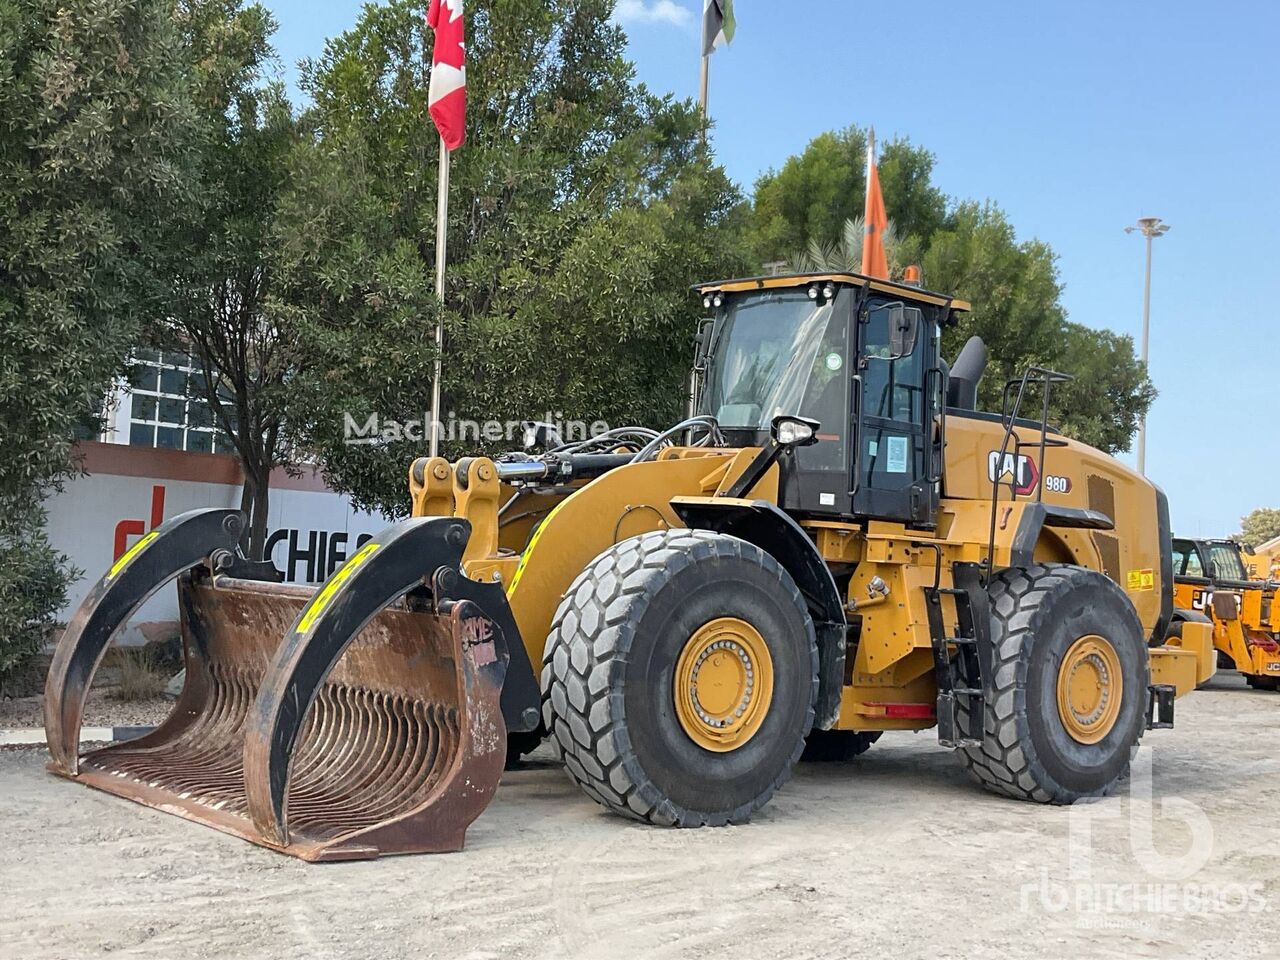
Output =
[
  {"x1": 0, "y1": 0, "x2": 197, "y2": 674},
  {"x1": 165, "y1": 1, "x2": 299, "y2": 559},
  {"x1": 751, "y1": 126, "x2": 945, "y2": 265},
  {"x1": 749, "y1": 132, "x2": 1153, "y2": 456},
  {"x1": 275, "y1": 0, "x2": 749, "y2": 517},
  {"x1": 1238, "y1": 508, "x2": 1280, "y2": 548},
  {"x1": 924, "y1": 203, "x2": 1153, "y2": 452}
]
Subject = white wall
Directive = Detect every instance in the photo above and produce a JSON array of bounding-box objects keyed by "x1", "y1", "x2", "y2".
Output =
[{"x1": 45, "y1": 466, "x2": 388, "y2": 645}]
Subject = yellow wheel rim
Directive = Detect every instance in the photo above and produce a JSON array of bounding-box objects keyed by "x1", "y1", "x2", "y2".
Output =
[
  {"x1": 1056, "y1": 634, "x2": 1123, "y2": 744},
  {"x1": 673, "y1": 617, "x2": 774, "y2": 752}
]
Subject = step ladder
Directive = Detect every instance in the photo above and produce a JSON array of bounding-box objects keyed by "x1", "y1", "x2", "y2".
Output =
[{"x1": 923, "y1": 560, "x2": 991, "y2": 748}]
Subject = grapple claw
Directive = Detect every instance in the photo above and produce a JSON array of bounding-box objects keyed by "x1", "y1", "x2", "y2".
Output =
[{"x1": 44, "y1": 508, "x2": 243, "y2": 774}]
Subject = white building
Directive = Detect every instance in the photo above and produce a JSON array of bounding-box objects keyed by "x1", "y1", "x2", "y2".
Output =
[{"x1": 48, "y1": 349, "x2": 387, "y2": 643}]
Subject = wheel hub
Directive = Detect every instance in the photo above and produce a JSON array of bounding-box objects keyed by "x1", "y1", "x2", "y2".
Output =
[
  {"x1": 674, "y1": 617, "x2": 774, "y2": 752},
  {"x1": 1056, "y1": 634, "x2": 1123, "y2": 744}
]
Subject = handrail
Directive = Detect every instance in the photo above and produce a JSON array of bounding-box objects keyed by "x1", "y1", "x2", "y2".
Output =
[{"x1": 984, "y1": 366, "x2": 1073, "y2": 579}]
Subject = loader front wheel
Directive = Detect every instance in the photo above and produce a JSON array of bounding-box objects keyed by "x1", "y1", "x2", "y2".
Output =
[
  {"x1": 541, "y1": 530, "x2": 818, "y2": 826},
  {"x1": 958, "y1": 563, "x2": 1148, "y2": 803}
]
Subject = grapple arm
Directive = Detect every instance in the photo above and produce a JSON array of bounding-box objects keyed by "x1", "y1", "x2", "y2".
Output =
[
  {"x1": 244, "y1": 517, "x2": 510, "y2": 851},
  {"x1": 45, "y1": 508, "x2": 243, "y2": 775}
]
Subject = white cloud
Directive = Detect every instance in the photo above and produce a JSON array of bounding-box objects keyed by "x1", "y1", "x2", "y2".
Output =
[{"x1": 612, "y1": 0, "x2": 694, "y2": 28}]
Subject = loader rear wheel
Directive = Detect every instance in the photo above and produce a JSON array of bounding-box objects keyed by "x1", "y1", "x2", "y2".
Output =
[
  {"x1": 1245, "y1": 675, "x2": 1280, "y2": 691},
  {"x1": 958, "y1": 564, "x2": 1148, "y2": 803},
  {"x1": 541, "y1": 529, "x2": 818, "y2": 826}
]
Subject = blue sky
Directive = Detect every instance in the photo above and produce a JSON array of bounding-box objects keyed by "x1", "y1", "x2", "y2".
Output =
[{"x1": 264, "y1": 0, "x2": 1279, "y2": 537}]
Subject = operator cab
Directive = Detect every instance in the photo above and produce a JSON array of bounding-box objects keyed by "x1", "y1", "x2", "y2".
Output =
[
  {"x1": 1173, "y1": 537, "x2": 1251, "y2": 586},
  {"x1": 693, "y1": 273, "x2": 970, "y2": 527}
]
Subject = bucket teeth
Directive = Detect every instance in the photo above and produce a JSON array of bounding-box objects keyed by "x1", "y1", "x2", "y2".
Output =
[{"x1": 45, "y1": 515, "x2": 511, "y2": 861}]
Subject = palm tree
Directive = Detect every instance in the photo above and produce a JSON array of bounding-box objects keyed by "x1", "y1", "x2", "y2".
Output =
[{"x1": 785, "y1": 216, "x2": 903, "y2": 277}]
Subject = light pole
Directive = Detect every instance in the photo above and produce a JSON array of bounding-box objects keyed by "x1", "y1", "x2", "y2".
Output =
[{"x1": 1124, "y1": 216, "x2": 1170, "y2": 474}]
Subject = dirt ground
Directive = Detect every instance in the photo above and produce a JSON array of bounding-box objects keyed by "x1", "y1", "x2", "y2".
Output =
[{"x1": 3, "y1": 672, "x2": 1278, "y2": 960}]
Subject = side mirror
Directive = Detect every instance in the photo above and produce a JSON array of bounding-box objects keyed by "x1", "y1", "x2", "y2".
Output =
[
  {"x1": 888, "y1": 304, "x2": 922, "y2": 358},
  {"x1": 1207, "y1": 560, "x2": 1219, "y2": 581},
  {"x1": 693, "y1": 318, "x2": 715, "y2": 370},
  {"x1": 771, "y1": 415, "x2": 820, "y2": 448}
]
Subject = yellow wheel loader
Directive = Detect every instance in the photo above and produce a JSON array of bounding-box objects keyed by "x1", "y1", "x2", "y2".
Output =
[
  {"x1": 1170, "y1": 536, "x2": 1280, "y2": 689},
  {"x1": 45, "y1": 271, "x2": 1216, "y2": 860}
]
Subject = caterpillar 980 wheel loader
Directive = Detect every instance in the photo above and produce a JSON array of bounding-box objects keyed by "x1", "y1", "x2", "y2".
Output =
[
  {"x1": 1170, "y1": 536, "x2": 1280, "y2": 689},
  {"x1": 46, "y1": 271, "x2": 1216, "y2": 860}
]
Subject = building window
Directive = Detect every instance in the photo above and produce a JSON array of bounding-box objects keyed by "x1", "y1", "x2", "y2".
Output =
[{"x1": 128, "y1": 349, "x2": 235, "y2": 454}]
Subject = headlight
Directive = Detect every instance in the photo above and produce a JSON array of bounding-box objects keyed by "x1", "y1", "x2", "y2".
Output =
[{"x1": 772, "y1": 415, "x2": 820, "y2": 447}]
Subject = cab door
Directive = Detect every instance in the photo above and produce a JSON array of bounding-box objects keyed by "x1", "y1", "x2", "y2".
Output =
[{"x1": 851, "y1": 296, "x2": 940, "y2": 526}]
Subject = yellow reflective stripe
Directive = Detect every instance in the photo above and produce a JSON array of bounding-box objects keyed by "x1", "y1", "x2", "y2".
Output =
[
  {"x1": 107, "y1": 531, "x2": 159, "y2": 580},
  {"x1": 295, "y1": 542, "x2": 381, "y2": 635},
  {"x1": 506, "y1": 498, "x2": 571, "y2": 596}
]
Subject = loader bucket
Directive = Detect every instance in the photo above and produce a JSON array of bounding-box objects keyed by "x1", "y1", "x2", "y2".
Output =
[{"x1": 45, "y1": 509, "x2": 511, "y2": 861}]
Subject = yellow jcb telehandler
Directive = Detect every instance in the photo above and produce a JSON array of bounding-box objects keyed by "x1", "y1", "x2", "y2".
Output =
[
  {"x1": 1170, "y1": 536, "x2": 1280, "y2": 689},
  {"x1": 45, "y1": 271, "x2": 1216, "y2": 860}
]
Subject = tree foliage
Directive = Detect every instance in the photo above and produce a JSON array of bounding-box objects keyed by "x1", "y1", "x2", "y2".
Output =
[
  {"x1": 275, "y1": 0, "x2": 749, "y2": 517},
  {"x1": 165, "y1": 0, "x2": 299, "y2": 558},
  {"x1": 751, "y1": 126, "x2": 946, "y2": 266},
  {"x1": 750, "y1": 131, "x2": 1153, "y2": 455},
  {"x1": 0, "y1": 0, "x2": 197, "y2": 673},
  {"x1": 1238, "y1": 508, "x2": 1280, "y2": 549}
]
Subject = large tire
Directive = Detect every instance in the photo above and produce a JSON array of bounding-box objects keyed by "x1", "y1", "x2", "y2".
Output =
[
  {"x1": 801, "y1": 730, "x2": 881, "y2": 762},
  {"x1": 541, "y1": 529, "x2": 819, "y2": 826},
  {"x1": 1244, "y1": 674, "x2": 1280, "y2": 691},
  {"x1": 958, "y1": 563, "x2": 1149, "y2": 803}
]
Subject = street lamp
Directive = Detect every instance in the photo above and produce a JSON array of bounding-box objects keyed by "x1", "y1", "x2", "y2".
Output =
[{"x1": 1124, "y1": 216, "x2": 1171, "y2": 474}]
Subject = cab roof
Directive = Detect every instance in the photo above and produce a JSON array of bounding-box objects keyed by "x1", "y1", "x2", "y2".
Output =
[{"x1": 694, "y1": 271, "x2": 972, "y2": 314}]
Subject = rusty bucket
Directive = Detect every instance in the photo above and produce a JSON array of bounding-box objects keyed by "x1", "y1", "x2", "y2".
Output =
[{"x1": 44, "y1": 510, "x2": 512, "y2": 861}]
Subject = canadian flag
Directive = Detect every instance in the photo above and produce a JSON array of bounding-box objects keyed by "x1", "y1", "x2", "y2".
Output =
[{"x1": 426, "y1": 0, "x2": 466, "y2": 150}]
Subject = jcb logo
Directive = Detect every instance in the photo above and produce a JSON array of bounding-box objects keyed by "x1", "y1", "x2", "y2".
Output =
[
  {"x1": 1192, "y1": 590, "x2": 1242, "y2": 616},
  {"x1": 987, "y1": 451, "x2": 1071, "y2": 497}
]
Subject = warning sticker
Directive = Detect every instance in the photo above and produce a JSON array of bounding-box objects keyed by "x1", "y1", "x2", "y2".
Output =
[
  {"x1": 1126, "y1": 568, "x2": 1155, "y2": 591},
  {"x1": 885, "y1": 436, "x2": 909, "y2": 474}
]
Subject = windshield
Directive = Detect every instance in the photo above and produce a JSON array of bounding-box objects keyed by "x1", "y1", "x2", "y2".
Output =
[
  {"x1": 1208, "y1": 542, "x2": 1247, "y2": 581},
  {"x1": 1172, "y1": 539, "x2": 1204, "y2": 577},
  {"x1": 703, "y1": 291, "x2": 846, "y2": 432}
]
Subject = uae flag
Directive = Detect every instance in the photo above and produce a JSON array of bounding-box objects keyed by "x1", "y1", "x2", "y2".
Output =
[
  {"x1": 702, "y1": 0, "x2": 736, "y2": 56},
  {"x1": 427, "y1": 0, "x2": 466, "y2": 150}
]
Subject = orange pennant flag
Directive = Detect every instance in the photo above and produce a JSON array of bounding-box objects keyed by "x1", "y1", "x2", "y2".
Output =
[{"x1": 861, "y1": 128, "x2": 889, "y2": 279}]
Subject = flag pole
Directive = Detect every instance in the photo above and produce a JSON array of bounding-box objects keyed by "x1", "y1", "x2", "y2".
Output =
[
  {"x1": 698, "y1": 15, "x2": 710, "y2": 140},
  {"x1": 698, "y1": 54, "x2": 709, "y2": 116},
  {"x1": 429, "y1": 135, "x2": 449, "y2": 458}
]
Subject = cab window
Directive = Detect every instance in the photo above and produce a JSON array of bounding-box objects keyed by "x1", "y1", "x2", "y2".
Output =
[
  {"x1": 1207, "y1": 543, "x2": 1246, "y2": 581},
  {"x1": 1173, "y1": 541, "x2": 1203, "y2": 577}
]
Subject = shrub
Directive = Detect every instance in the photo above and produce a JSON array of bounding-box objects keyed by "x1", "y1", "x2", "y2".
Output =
[
  {"x1": 109, "y1": 648, "x2": 170, "y2": 702},
  {"x1": 0, "y1": 512, "x2": 72, "y2": 683}
]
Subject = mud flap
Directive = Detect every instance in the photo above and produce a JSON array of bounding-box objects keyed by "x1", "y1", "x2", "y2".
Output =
[{"x1": 44, "y1": 508, "x2": 243, "y2": 775}]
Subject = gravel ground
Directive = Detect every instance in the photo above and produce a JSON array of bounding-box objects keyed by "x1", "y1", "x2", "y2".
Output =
[
  {"x1": 2, "y1": 671, "x2": 1278, "y2": 960},
  {"x1": 0, "y1": 691, "x2": 173, "y2": 728}
]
